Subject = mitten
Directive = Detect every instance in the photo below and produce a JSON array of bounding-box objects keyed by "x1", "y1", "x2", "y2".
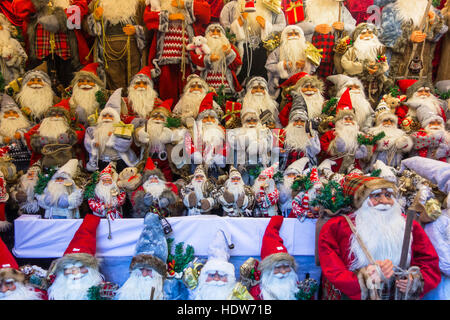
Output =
[
  {"x1": 336, "y1": 137, "x2": 346, "y2": 153},
  {"x1": 57, "y1": 194, "x2": 70, "y2": 208},
  {"x1": 143, "y1": 193, "x2": 154, "y2": 206},
  {"x1": 200, "y1": 199, "x2": 211, "y2": 211},
  {"x1": 223, "y1": 190, "x2": 235, "y2": 204},
  {"x1": 187, "y1": 192, "x2": 197, "y2": 208},
  {"x1": 159, "y1": 198, "x2": 169, "y2": 208},
  {"x1": 236, "y1": 192, "x2": 246, "y2": 208},
  {"x1": 58, "y1": 133, "x2": 70, "y2": 144},
  {"x1": 435, "y1": 143, "x2": 449, "y2": 159},
  {"x1": 15, "y1": 190, "x2": 28, "y2": 203},
  {"x1": 355, "y1": 145, "x2": 368, "y2": 159}
]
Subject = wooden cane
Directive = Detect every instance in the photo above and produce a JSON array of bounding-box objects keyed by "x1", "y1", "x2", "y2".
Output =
[{"x1": 150, "y1": 287, "x2": 155, "y2": 300}]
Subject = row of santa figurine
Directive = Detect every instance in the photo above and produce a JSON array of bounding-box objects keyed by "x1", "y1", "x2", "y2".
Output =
[{"x1": 1, "y1": 154, "x2": 449, "y2": 300}]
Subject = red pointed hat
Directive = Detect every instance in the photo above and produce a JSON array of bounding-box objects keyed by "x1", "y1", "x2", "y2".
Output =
[
  {"x1": 99, "y1": 163, "x2": 113, "y2": 179},
  {"x1": 336, "y1": 87, "x2": 353, "y2": 112},
  {"x1": 143, "y1": 157, "x2": 165, "y2": 181},
  {"x1": 80, "y1": 63, "x2": 99, "y2": 76},
  {"x1": 279, "y1": 72, "x2": 309, "y2": 89},
  {"x1": 259, "y1": 216, "x2": 295, "y2": 271},
  {"x1": 0, "y1": 237, "x2": 18, "y2": 270},
  {"x1": 137, "y1": 66, "x2": 152, "y2": 79},
  {"x1": 197, "y1": 92, "x2": 218, "y2": 119},
  {"x1": 397, "y1": 79, "x2": 417, "y2": 94},
  {"x1": 63, "y1": 214, "x2": 101, "y2": 257},
  {"x1": 144, "y1": 157, "x2": 156, "y2": 171}
]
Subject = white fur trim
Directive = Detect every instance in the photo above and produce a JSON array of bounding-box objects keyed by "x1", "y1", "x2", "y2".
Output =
[
  {"x1": 277, "y1": 61, "x2": 289, "y2": 79},
  {"x1": 231, "y1": 19, "x2": 246, "y2": 42},
  {"x1": 201, "y1": 259, "x2": 236, "y2": 282}
]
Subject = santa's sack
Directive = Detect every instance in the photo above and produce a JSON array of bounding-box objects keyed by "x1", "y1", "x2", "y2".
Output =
[{"x1": 41, "y1": 144, "x2": 73, "y2": 168}]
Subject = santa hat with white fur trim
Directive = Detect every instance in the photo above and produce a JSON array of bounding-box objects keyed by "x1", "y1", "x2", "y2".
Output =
[
  {"x1": 284, "y1": 158, "x2": 309, "y2": 176},
  {"x1": 53, "y1": 159, "x2": 78, "y2": 180},
  {"x1": 100, "y1": 88, "x2": 122, "y2": 120},
  {"x1": 0, "y1": 237, "x2": 25, "y2": 283},
  {"x1": 200, "y1": 229, "x2": 235, "y2": 280},
  {"x1": 259, "y1": 162, "x2": 279, "y2": 179}
]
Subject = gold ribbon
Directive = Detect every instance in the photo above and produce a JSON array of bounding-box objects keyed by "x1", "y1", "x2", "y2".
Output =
[
  {"x1": 286, "y1": 1, "x2": 303, "y2": 23},
  {"x1": 305, "y1": 42, "x2": 323, "y2": 67}
]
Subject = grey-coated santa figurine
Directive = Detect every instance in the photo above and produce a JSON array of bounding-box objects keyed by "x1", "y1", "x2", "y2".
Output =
[{"x1": 10, "y1": 161, "x2": 42, "y2": 216}]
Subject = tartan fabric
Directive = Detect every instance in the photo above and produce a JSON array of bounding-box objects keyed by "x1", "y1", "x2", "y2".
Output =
[
  {"x1": 342, "y1": 175, "x2": 381, "y2": 198},
  {"x1": 35, "y1": 24, "x2": 71, "y2": 60},
  {"x1": 311, "y1": 32, "x2": 335, "y2": 78},
  {"x1": 322, "y1": 276, "x2": 344, "y2": 300}
]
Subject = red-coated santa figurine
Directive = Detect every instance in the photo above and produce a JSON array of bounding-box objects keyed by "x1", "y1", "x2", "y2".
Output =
[
  {"x1": 249, "y1": 215, "x2": 300, "y2": 300},
  {"x1": 290, "y1": 167, "x2": 323, "y2": 220},
  {"x1": 252, "y1": 162, "x2": 280, "y2": 217},
  {"x1": 88, "y1": 163, "x2": 126, "y2": 220},
  {"x1": 318, "y1": 175, "x2": 441, "y2": 300},
  {"x1": 0, "y1": 237, "x2": 46, "y2": 300},
  {"x1": 411, "y1": 115, "x2": 450, "y2": 162},
  {"x1": 143, "y1": 0, "x2": 211, "y2": 104}
]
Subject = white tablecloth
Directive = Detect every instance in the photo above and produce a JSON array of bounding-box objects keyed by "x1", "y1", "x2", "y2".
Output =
[{"x1": 13, "y1": 215, "x2": 316, "y2": 258}]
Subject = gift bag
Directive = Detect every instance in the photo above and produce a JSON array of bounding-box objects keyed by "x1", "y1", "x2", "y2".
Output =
[
  {"x1": 41, "y1": 144, "x2": 73, "y2": 168},
  {"x1": 113, "y1": 122, "x2": 134, "y2": 140}
]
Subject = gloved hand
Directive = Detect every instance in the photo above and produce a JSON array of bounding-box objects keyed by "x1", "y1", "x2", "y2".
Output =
[
  {"x1": 236, "y1": 192, "x2": 246, "y2": 208},
  {"x1": 159, "y1": 198, "x2": 169, "y2": 208},
  {"x1": 143, "y1": 193, "x2": 154, "y2": 206},
  {"x1": 57, "y1": 194, "x2": 70, "y2": 208},
  {"x1": 435, "y1": 143, "x2": 449, "y2": 159},
  {"x1": 200, "y1": 199, "x2": 211, "y2": 211},
  {"x1": 187, "y1": 192, "x2": 197, "y2": 208},
  {"x1": 222, "y1": 190, "x2": 235, "y2": 204},
  {"x1": 355, "y1": 145, "x2": 368, "y2": 159},
  {"x1": 336, "y1": 137, "x2": 346, "y2": 153}
]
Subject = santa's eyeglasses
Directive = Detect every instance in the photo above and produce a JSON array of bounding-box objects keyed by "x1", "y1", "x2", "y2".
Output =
[
  {"x1": 368, "y1": 190, "x2": 394, "y2": 201},
  {"x1": 206, "y1": 271, "x2": 228, "y2": 281},
  {"x1": 0, "y1": 279, "x2": 16, "y2": 289},
  {"x1": 231, "y1": 176, "x2": 241, "y2": 182}
]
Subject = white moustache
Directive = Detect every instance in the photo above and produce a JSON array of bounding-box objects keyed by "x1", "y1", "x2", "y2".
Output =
[
  {"x1": 288, "y1": 36, "x2": 300, "y2": 40},
  {"x1": 50, "y1": 117, "x2": 64, "y2": 122},
  {"x1": 135, "y1": 87, "x2": 147, "y2": 91},
  {"x1": 29, "y1": 84, "x2": 44, "y2": 89},
  {"x1": 361, "y1": 36, "x2": 373, "y2": 41},
  {"x1": 303, "y1": 91, "x2": 316, "y2": 96},
  {"x1": 372, "y1": 204, "x2": 393, "y2": 212},
  {"x1": 253, "y1": 92, "x2": 264, "y2": 96},
  {"x1": 205, "y1": 280, "x2": 228, "y2": 287},
  {"x1": 79, "y1": 85, "x2": 94, "y2": 90},
  {"x1": 101, "y1": 119, "x2": 113, "y2": 123},
  {"x1": 190, "y1": 90, "x2": 202, "y2": 95}
]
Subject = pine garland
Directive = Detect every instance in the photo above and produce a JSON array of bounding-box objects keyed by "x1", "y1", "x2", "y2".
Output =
[
  {"x1": 295, "y1": 277, "x2": 319, "y2": 300},
  {"x1": 87, "y1": 285, "x2": 106, "y2": 300},
  {"x1": 34, "y1": 167, "x2": 58, "y2": 195},
  {"x1": 167, "y1": 238, "x2": 195, "y2": 273},
  {"x1": 357, "y1": 132, "x2": 385, "y2": 145},
  {"x1": 322, "y1": 98, "x2": 338, "y2": 116},
  {"x1": 436, "y1": 89, "x2": 450, "y2": 100},
  {"x1": 84, "y1": 171, "x2": 100, "y2": 200},
  {"x1": 247, "y1": 166, "x2": 262, "y2": 179},
  {"x1": 212, "y1": 85, "x2": 232, "y2": 108},
  {"x1": 432, "y1": 0, "x2": 441, "y2": 7},
  {"x1": 389, "y1": 85, "x2": 401, "y2": 98},
  {"x1": 273, "y1": 171, "x2": 284, "y2": 184},
  {"x1": 291, "y1": 172, "x2": 313, "y2": 192},
  {"x1": 309, "y1": 180, "x2": 352, "y2": 213},
  {"x1": 370, "y1": 169, "x2": 381, "y2": 177},
  {"x1": 166, "y1": 117, "x2": 181, "y2": 128},
  {"x1": 96, "y1": 90, "x2": 107, "y2": 110}
]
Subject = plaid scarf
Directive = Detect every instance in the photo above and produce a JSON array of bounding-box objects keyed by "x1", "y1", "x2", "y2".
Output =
[{"x1": 34, "y1": 24, "x2": 71, "y2": 60}]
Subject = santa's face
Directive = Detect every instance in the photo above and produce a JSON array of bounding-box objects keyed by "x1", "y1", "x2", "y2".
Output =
[
  {"x1": 63, "y1": 262, "x2": 89, "y2": 280},
  {"x1": 195, "y1": 269, "x2": 235, "y2": 300},
  {"x1": 194, "y1": 173, "x2": 205, "y2": 183},
  {"x1": 301, "y1": 84, "x2": 319, "y2": 96},
  {"x1": 425, "y1": 120, "x2": 445, "y2": 133},
  {"x1": 359, "y1": 29, "x2": 375, "y2": 41},
  {"x1": 115, "y1": 268, "x2": 164, "y2": 300},
  {"x1": 0, "y1": 278, "x2": 16, "y2": 294},
  {"x1": 77, "y1": 77, "x2": 96, "y2": 91},
  {"x1": 243, "y1": 114, "x2": 259, "y2": 128},
  {"x1": 0, "y1": 278, "x2": 41, "y2": 300},
  {"x1": 342, "y1": 115, "x2": 356, "y2": 126},
  {"x1": 381, "y1": 118, "x2": 396, "y2": 128},
  {"x1": 205, "y1": 270, "x2": 228, "y2": 284},
  {"x1": 230, "y1": 175, "x2": 242, "y2": 186},
  {"x1": 292, "y1": 118, "x2": 305, "y2": 128},
  {"x1": 416, "y1": 87, "x2": 432, "y2": 98},
  {"x1": 100, "y1": 112, "x2": 115, "y2": 123},
  {"x1": 260, "y1": 261, "x2": 298, "y2": 300},
  {"x1": 0, "y1": 109, "x2": 30, "y2": 137},
  {"x1": 132, "y1": 80, "x2": 150, "y2": 91},
  {"x1": 347, "y1": 84, "x2": 361, "y2": 94},
  {"x1": 150, "y1": 112, "x2": 166, "y2": 124},
  {"x1": 367, "y1": 188, "x2": 395, "y2": 209},
  {"x1": 27, "y1": 77, "x2": 45, "y2": 89},
  {"x1": 143, "y1": 176, "x2": 166, "y2": 198},
  {"x1": 188, "y1": 82, "x2": 205, "y2": 95},
  {"x1": 250, "y1": 84, "x2": 266, "y2": 96}
]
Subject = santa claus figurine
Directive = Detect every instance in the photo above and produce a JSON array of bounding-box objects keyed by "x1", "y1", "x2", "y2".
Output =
[
  {"x1": 190, "y1": 23, "x2": 243, "y2": 95},
  {"x1": 319, "y1": 89, "x2": 370, "y2": 173},
  {"x1": 278, "y1": 95, "x2": 320, "y2": 170},
  {"x1": 318, "y1": 174, "x2": 441, "y2": 300},
  {"x1": 35, "y1": 159, "x2": 83, "y2": 219},
  {"x1": 131, "y1": 158, "x2": 180, "y2": 218},
  {"x1": 143, "y1": 0, "x2": 211, "y2": 103},
  {"x1": 10, "y1": 161, "x2": 42, "y2": 216},
  {"x1": 171, "y1": 74, "x2": 223, "y2": 128},
  {"x1": 0, "y1": 13, "x2": 27, "y2": 84},
  {"x1": 265, "y1": 25, "x2": 320, "y2": 98},
  {"x1": 0, "y1": 98, "x2": 32, "y2": 172},
  {"x1": 180, "y1": 165, "x2": 218, "y2": 216},
  {"x1": 252, "y1": 163, "x2": 280, "y2": 217},
  {"x1": 278, "y1": 73, "x2": 325, "y2": 127},
  {"x1": 182, "y1": 92, "x2": 227, "y2": 177},
  {"x1": 87, "y1": 163, "x2": 126, "y2": 220},
  {"x1": 84, "y1": 88, "x2": 139, "y2": 173},
  {"x1": 12, "y1": 0, "x2": 90, "y2": 87},
  {"x1": 47, "y1": 214, "x2": 110, "y2": 300},
  {"x1": 368, "y1": 110, "x2": 414, "y2": 168},
  {"x1": 85, "y1": 0, "x2": 148, "y2": 90},
  {"x1": 193, "y1": 229, "x2": 238, "y2": 300},
  {"x1": 220, "y1": 0, "x2": 286, "y2": 84},
  {"x1": 25, "y1": 99, "x2": 85, "y2": 168},
  {"x1": 249, "y1": 215, "x2": 300, "y2": 300},
  {"x1": 376, "y1": 0, "x2": 447, "y2": 81},
  {"x1": 0, "y1": 237, "x2": 46, "y2": 300},
  {"x1": 297, "y1": 0, "x2": 356, "y2": 79},
  {"x1": 278, "y1": 157, "x2": 309, "y2": 217},
  {"x1": 340, "y1": 22, "x2": 390, "y2": 107},
  {"x1": 290, "y1": 167, "x2": 323, "y2": 220},
  {"x1": 15, "y1": 66, "x2": 57, "y2": 123},
  {"x1": 217, "y1": 165, "x2": 255, "y2": 217},
  {"x1": 240, "y1": 77, "x2": 280, "y2": 127},
  {"x1": 69, "y1": 63, "x2": 106, "y2": 127},
  {"x1": 122, "y1": 66, "x2": 164, "y2": 123},
  {"x1": 327, "y1": 74, "x2": 374, "y2": 132},
  {"x1": 411, "y1": 115, "x2": 450, "y2": 162},
  {"x1": 116, "y1": 212, "x2": 168, "y2": 300}
]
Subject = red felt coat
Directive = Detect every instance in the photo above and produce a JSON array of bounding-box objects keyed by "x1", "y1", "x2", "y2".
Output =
[
  {"x1": 319, "y1": 130, "x2": 363, "y2": 172},
  {"x1": 318, "y1": 215, "x2": 441, "y2": 300}
]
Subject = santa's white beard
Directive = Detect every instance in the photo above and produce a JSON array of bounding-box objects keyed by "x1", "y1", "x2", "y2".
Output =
[
  {"x1": 0, "y1": 28, "x2": 11, "y2": 45},
  {"x1": 353, "y1": 36, "x2": 384, "y2": 62},
  {"x1": 349, "y1": 198, "x2": 409, "y2": 271},
  {"x1": 195, "y1": 274, "x2": 236, "y2": 300},
  {"x1": 283, "y1": 176, "x2": 295, "y2": 193},
  {"x1": 284, "y1": 123, "x2": 310, "y2": 152},
  {"x1": 52, "y1": 0, "x2": 70, "y2": 9},
  {"x1": 48, "y1": 267, "x2": 104, "y2": 300},
  {"x1": 71, "y1": 84, "x2": 100, "y2": 116},
  {"x1": 253, "y1": 178, "x2": 275, "y2": 195},
  {"x1": 206, "y1": 35, "x2": 229, "y2": 73},
  {"x1": 408, "y1": 94, "x2": 442, "y2": 116},
  {"x1": 101, "y1": 0, "x2": 138, "y2": 25},
  {"x1": 45, "y1": 180, "x2": 72, "y2": 205},
  {"x1": 128, "y1": 86, "x2": 157, "y2": 118},
  {"x1": 305, "y1": 0, "x2": 340, "y2": 25},
  {"x1": 224, "y1": 180, "x2": 245, "y2": 201},
  {"x1": 395, "y1": 0, "x2": 429, "y2": 28},
  {"x1": 370, "y1": 125, "x2": 404, "y2": 144},
  {"x1": 95, "y1": 182, "x2": 119, "y2": 207},
  {"x1": 20, "y1": 175, "x2": 38, "y2": 203},
  {"x1": 146, "y1": 120, "x2": 167, "y2": 153},
  {"x1": 236, "y1": 0, "x2": 272, "y2": 36},
  {"x1": 0, "y1": 115, "x2": 30, "y2": 137},
  {"x1": 177, "y1": 91, "x2": 206, "y2": 118},
  {"x1": 0, "y1": 282, "x2": 42, "y2": 300},
  {"x1": 115, "y1": 269, "x2": 164, "y2": 300},
  {"x1": 338, "y1": 88, "x2": 372, "y2": 127},
  {"x1": 143, "y1": 180, "x2": 166, "y2": 198},
  {"x1": 279, "y1": 39, "x2": 306, "y2": 66},
  {"x1": 94, "y1": 121, "x2": 116, "y2": 154},
  {"x1": 335, "y1": 120, "x2": 360, "y2": 152},
  {"x1": 197, "y1": 121, "x2": 224, "y2": 149},
  {"x1": 191, "y1": 179, "x2": 205, "y2": 201},
  {"x1": 242, "y1": 92, "x2": 278, "y2": 118},
  {"x1": 16, "y1": 84, "x2": 54, "y2": 119},
  {"x1": 38, "y1": 117, "x2": 69, "y2": 140},
  {"x1": 300, "y1": 91, "x2": 325, "y2": 118},
  {"x1": 260, "y1": 269, "x2": 299, "y2": 300}
]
